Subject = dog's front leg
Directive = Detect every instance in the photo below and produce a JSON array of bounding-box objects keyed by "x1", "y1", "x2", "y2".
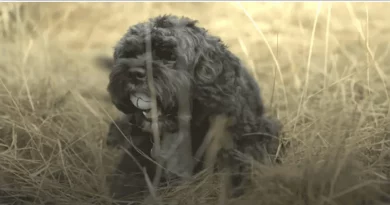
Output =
[
  {"x1": 152, "y1": 92, "x2": 195, "y2": 182},
  {"x1": 109, "y1": 141, "x2": 156, "y2": 204},
  {"x1": 154, "y1": 131, "x2": 195, "y2": 181},
  {"x1": 106, "y1": 115, "x2": 157, "y2": 203}
]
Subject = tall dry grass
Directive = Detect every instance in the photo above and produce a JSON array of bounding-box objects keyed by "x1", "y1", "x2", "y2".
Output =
[{"x1": 0, "y1": 2, "x2": 389, "y2": 205}]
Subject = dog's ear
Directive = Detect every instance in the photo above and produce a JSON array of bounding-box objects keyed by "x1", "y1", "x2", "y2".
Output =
[
  {"x1": 193, "y1": 35, "x2": 228, "y2": 84},
  {"x1": 194, "y1": 52, "x2": 224, "y2": 84}
]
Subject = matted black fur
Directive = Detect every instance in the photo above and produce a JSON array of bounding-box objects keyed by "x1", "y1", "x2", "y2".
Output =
[{"x1": 105, "y1": 14, "x2": 282, "y2": 202}]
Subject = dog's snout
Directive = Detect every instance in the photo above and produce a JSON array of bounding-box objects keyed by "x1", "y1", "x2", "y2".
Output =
[{"x1": 129, "y1": 67, "x2": 146, "y2": 80}]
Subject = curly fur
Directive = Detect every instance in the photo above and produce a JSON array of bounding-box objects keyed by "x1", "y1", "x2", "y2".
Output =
[{"x1": 105, "y1": 14, "x2": 282, "y2": 202}]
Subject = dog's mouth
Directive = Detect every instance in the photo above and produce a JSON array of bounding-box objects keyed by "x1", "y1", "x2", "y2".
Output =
[{"x1": 130, "y1": 92, "x2": 161, "y2": 120}]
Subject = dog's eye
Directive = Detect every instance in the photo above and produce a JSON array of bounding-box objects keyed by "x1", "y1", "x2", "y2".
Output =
[
  {"x1": 128, "y1": 67, "x2": 146, "y2": 81},
  {"x1": 154, "y1": 48, "x2": 176, "y2": 61}
]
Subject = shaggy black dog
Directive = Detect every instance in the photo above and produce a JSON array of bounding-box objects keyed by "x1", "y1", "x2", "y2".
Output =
[{"x1": 105, "y1": 15, "x2": 282, "y2": 202}]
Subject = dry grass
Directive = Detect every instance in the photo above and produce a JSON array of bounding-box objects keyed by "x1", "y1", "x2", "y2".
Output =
[{"x1": 0, "y1": 2, "x2": 389, "y2": 205}]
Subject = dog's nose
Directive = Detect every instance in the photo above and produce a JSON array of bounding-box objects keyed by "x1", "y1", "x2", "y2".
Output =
[{"x1": 129, "y1": 67, "x2": 146, "y2": 80}]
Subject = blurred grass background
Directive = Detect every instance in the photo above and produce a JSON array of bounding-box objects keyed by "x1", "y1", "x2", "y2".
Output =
[{"x1": 0, "y1": 2, "x2": 389, "y2": 205}]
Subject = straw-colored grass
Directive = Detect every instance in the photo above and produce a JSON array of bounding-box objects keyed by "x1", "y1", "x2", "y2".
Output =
[{"x1": 0, "y1": 2, "x2": 389, "y2": 205}]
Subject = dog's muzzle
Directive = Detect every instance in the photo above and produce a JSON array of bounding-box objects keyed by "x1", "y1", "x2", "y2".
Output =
[{"x1": 130, "y1": 92, "x2": 161, "y2": 120}]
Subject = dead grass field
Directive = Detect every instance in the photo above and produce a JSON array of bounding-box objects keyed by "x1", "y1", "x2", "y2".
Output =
[{"x1": 0, "y1": 2, "x2": 389, "y2": 205}]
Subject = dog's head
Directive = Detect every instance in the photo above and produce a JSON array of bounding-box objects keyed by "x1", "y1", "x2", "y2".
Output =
[{"x1": 107, "y1": 15, "x2": 230, "y2": 123}]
